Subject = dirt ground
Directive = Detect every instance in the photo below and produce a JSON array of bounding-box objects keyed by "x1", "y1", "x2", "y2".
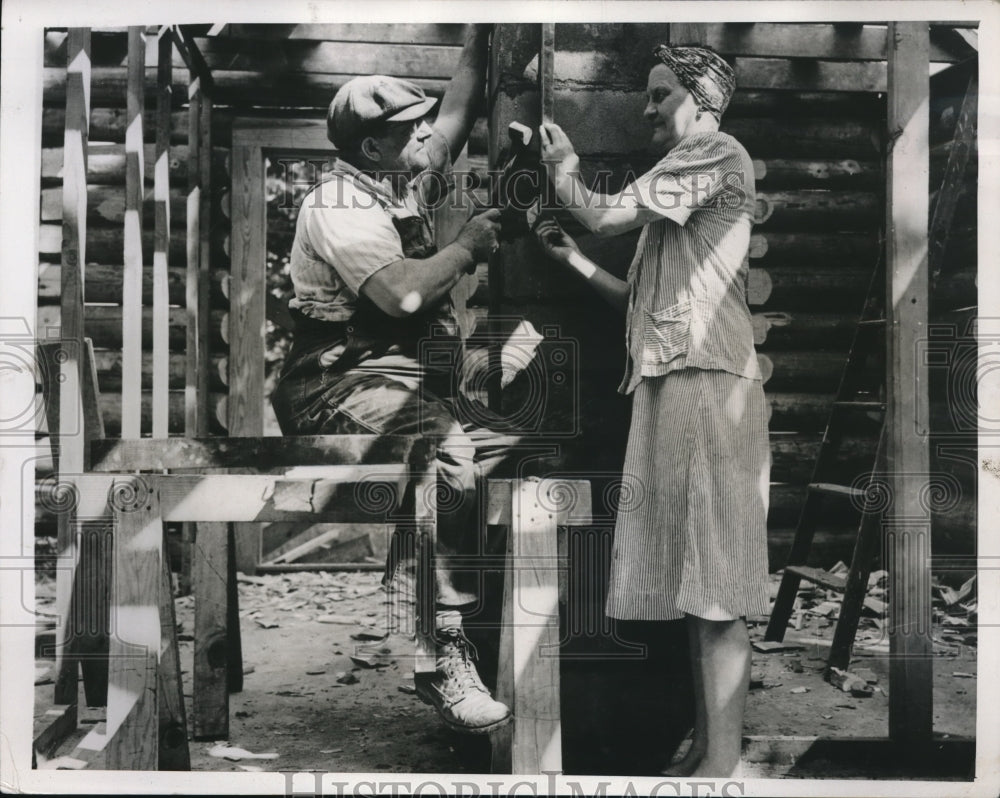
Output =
[{"x1": 34, "y1": 567, "x2": 977, "y2": 779}]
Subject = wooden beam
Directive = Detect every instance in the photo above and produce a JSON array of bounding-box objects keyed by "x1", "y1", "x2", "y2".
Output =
[
  {"x1": 157, "y1": 557, "x2": 191, "y2": 769},
  {"x1": 171, "y1": 25, "x2": 214, "y2": 97},
  {"x1": 153, "y1": 27, "x2": 172, "y2": 438},
  {"x1": 735, "y1": 57, "x2": 886, "y2": 93},
  {"x1": 227, "y1": 143, "x2": 265, "y2": 437},
  {"x1": 54, "y1": 27, "x2": 91, "y2": 709},
  {"x1": 884, "y1": 21, "x2": 933, "y2": 745},
  {"x1": 539, "y1": 24, "x2": 555, "y2": 124},
  {"x1": 491, "y1": 479, "x2": 578, "y2": 774},
  {"x1": 89, "y1": 434, "x2": 438, "y2": 472},
  {"x1": 192, "y1": 522, "x2": 229, "y2": 739},
  {"x1": 122, "y1": 26, "x2": 145, "y2": 439},
  {"x1": 105, "y1": 490, "x2": 163, "y2": 769}
]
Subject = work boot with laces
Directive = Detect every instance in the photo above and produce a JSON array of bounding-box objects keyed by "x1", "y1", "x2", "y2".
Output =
[{"x1": 414, "y1": 627, "x2": 511, "y2": 734}]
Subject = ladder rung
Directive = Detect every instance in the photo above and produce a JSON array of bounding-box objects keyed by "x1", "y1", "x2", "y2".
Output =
[
  {"x1": 785, "y1": 565, "x2": 847, "y2": 592},
  {"x1": 809, "y1": 482, "x2": 865, "y2": 499},
  {"x1": 833, "y1": 400, "x2": 886, "y2": 411}
]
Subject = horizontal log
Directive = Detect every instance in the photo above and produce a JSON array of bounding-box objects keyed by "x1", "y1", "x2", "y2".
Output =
[
  {"x1": 727, "y1": 91, "x2": 883, "y2": 119},
  {"x1": 41, "y1": 143, "x2": 229, "y2": 186},
  {"x1": 734, "y1": 57, "x2": 886, "y2": 93},
  {"x1": 42, "y1": 107, "x2": 231, "y2": 145},
  {"x1": 766, "y1": 392, "x2": 839, "y2": 432},
  {"x1": 41, "y1": 185, "x2": 189, "y2": 228},
  {"x1": 37, "y1": 305, "x2": 227, "y2": 351},
  {"x1": 92, "y1": 349, "x2": 226, "y2": 392},
  {"x1": 755, "y1": 159, "x2": 881, "y2": 189},
  {"x1": 46, "y1": 32, "x2": 464, "y2": 77},
  {"x1": 90, "y1": 434, "x2": 439, "y2": 471},
  {"x1": 748, "y1": 266, "x2": 870, "y2": 308},
  {"x1": 758, "y1": 351, "x2": 853, "y2": 393},
  {"x1": 752, "y1": 312, "x2": 858, "y2": 349},
  {"x1": 44, "y1": 66, "x2": 450, "y2": 110},
  {"x1": 219, "y1": 23, "x2": 468, "y2": 45},
  {"x1": 722, "y1": 117, "x2": 881, "y2": 158},
  {"x1": 755, "y1": 190, "x2": 880, "y2": 230},
  {"x1": 38, "y1": 222, "x2": 228, "y2": 267},
  {"x1": 38, "y1": 263, "x2": 228, "y2": 308},
  {"x1": 749, "y1": 232, "x2": 880, "y2": 265},
  {"x1": 769, "y1": 433, "x2": 876, "y2": 485},
  {"x1": 96, "y1": 390, "x2": 226, "y2": 437},
  {"x1": 702, "y1": 23, "x2": 961, "y2": 63}
]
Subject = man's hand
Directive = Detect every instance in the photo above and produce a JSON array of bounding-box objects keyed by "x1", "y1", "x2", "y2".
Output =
[
  {"x1": 534, "y1": 217, "x2": 580, "y2": 266},
  {"x1": 539, "y1": 123, "x2": 580, "y2": 174},
  {"x1": 454, "y1": 208, "x2": 501, "y2": 263}
]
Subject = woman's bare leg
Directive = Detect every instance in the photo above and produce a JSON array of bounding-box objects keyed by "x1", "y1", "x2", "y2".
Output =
[
  {"x1": 688, "y1": 616, "x2": 750, "y2": 778},
  {"x1": 661, "y1": 620, "x2": 707, "y2": 775}
]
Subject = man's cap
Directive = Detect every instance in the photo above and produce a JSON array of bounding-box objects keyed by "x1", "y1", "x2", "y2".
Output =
[{"x1": 327, "y1": 75, "x2": 437, "y2": 149}]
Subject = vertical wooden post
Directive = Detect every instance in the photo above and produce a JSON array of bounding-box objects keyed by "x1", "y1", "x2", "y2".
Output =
[
  {"x1": 192, "y1": 521, "x2": 230, "y2": 739},
  {"x1": 105, "y1": 481, "x2": 162, "y2": 770},
  {"x1": 539, "y1": 24, "x2": 555, "y2": 125},
  {"x1": 152, "y1": 27, "x2": 172, "y2": 438},
  {"x1": 122, "y1": 26, "x2": 145, "y2": 439},
  {"x1": 53, "y1": 27, "x2": 91, "y2": 712},
  {"x1": 885, "y1": 21, "x2": 933, "y2": 745},
  {"x1": 229, "y1": 138, "x2": 265, "y2": 574},
  {"x1": 492, "y1": 479, "x2": 563, "y2": 774},
  {"x1": 158, "y1": 555, "x2": 191, "y2": 769}
]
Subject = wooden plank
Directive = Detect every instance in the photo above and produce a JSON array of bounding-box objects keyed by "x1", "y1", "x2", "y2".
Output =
[
  {"x1": 33, "y1": 704, "x2": 78, "y2": 759},
  {"x1": 192, "y1": 522, "x2": 229, "y2": 739},
  {"x1": 227, "y1": 143, "x2": 265, "y2": 439},
  {"x1": 90, "y1": 434, "x2": 434, "y2": 471},
  {"x1": 539, "y1": 24, "x2": 555, "y2": 124},
  {"x1": 158, "y1": 556, "x2": 191, "y2": 769},
  {"x1": 153, "y1": 27, "x2": 172, "y2": 438},
  {"x1": 227, "y1": 524, "x2": 244, "y2": 693},
  {"x1": 197, "y1": 92, "x2": 213, "y2": 436},
  {"x1": 185, "y1": 81, "x2": 204, "y2": 437},
  {"x1": 105, "y1": 488, "x2": 162, "y2": 769},
  {"x1": 884, "y1": 21, "x2": 933, "y2": 745},
  {"x1": 503, "y1": 480, "x2": 563, "y2": 773},
  {"x1": 122, "y1": 26, "x2": 146, "y2": 439},
  {"x1": 54, "y1": 27, "x2": 90, "y2": 711},
  {"x1": 930, "y1": 70, "x2": 978, "y2": 287}
]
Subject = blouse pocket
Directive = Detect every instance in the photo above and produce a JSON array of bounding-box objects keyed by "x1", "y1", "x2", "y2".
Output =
[{"x1": 643, "y1": 300, "x2": 691, "y2": 366}]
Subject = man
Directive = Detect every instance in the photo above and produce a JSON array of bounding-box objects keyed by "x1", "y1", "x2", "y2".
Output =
[{"x1": 271, "y1": 25, "x2": 514, "y2": 734}]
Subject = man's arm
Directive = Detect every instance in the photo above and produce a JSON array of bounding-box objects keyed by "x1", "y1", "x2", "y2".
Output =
[
  {"x1": 361, "y1": 208, "x2": 501, "y2": 317},
  {"x1": 429, "y1": 25, "x2": 491, "y2": 167}
]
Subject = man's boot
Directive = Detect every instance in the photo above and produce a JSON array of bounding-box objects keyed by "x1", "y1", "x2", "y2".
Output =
[{"x1": 414, "y1": 627, "x2": 511, "y2": 734}]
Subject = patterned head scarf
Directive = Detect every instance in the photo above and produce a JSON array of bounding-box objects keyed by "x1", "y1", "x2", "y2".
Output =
[{"x1": 652, "y1": 44, "x2": 736, "y2": 121}]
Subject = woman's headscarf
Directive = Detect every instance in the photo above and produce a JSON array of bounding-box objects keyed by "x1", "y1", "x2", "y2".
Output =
[{"x1": 652, "y1": 44, "x2": 736, "y2": 121}]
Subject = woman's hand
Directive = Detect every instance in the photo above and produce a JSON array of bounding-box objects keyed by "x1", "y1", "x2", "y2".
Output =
[
  {"x1": 534, "y1": 217, "x2": 580, "y2": 265},
  {"x1": 539, "y1": 123, "x2": 580, "y2": 174}
]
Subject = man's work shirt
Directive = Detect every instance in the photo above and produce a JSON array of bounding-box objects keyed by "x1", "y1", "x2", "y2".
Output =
[
  {"x1": 619, "y1": 131, "x2": 761, "y2": 395},
  {"x1": 288, "y1": 152, "x2": 459, "y2": 382}
]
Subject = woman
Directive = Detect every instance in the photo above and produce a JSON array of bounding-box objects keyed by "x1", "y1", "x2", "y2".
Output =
[{"x1": 535, "y1": 45, "x2": 770, "y2": 778}]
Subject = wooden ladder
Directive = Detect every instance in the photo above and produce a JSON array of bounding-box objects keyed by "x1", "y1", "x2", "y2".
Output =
[{"x1": 764, "y1": 251, "x2": 888, "y2": 674}]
